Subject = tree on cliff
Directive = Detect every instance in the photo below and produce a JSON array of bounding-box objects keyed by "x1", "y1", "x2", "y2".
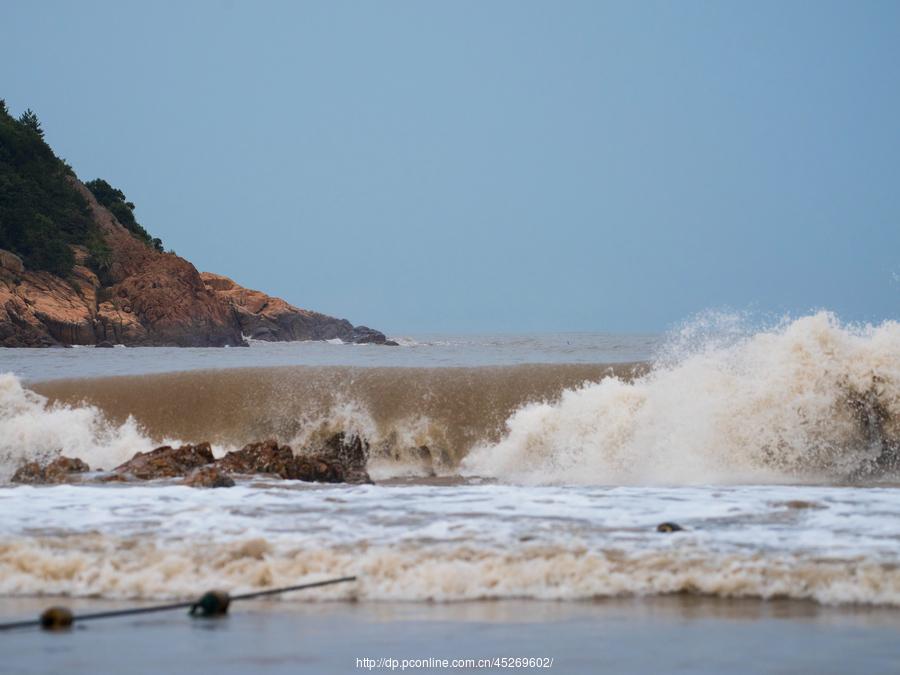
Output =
[
  {"x1": 0, "y1": 105, "x2": 91, "y2": 275},
  {"x1": 0, "y1": 104, "x2": 164, "y2": 275},
  {"x1": 85, "y1": 178, "x2": 164, "y2": 252},
  {"x1": 17, "y1": 109, "x2": 44, "y2": 139}
]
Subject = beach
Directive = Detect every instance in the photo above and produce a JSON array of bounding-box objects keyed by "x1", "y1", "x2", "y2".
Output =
[{"x1": 1, "y1": 317, "x2": 899, "y2": 672}]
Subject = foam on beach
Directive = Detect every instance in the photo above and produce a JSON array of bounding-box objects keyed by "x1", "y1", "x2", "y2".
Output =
[{"x1": 0, "y1": 482, "x2": 899, "y2": 605}]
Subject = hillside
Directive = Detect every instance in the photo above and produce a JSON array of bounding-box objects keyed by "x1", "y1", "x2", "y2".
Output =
[{"x1": 0, "y1": 103, "x2": 390, "y2": 347}]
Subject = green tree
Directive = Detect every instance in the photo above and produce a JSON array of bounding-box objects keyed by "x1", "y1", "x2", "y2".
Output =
[
  {"x1": 21, "y1": 215, "x2": 75, "y2": 275},
  {"x1": 18, "y1": 108, "x2": 44, "y2": 139},
  {"x1": 1, "y1": 104, "x2": 96, "y2": 275}
]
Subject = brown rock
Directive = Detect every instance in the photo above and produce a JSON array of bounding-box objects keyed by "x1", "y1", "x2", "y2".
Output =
[
  {"x1": 0, "y1": 249, "x2": 25, "y2": 275},
  {"x1": 291, "y1": 456, "x2": 345, "y2": 483},
  {"x1": 94, "y1": 472, "x2": 132, "y2": 483},
  {"x1": 114, "y1": 442, "x2": 215, "y2": 479},
  {"x1": 314, "y1": 432, "x2": 372, "y2": 484},
  {"x1": 0, "y1": 254, "x2": 101, "y2": 347},
  {"x1": 0, "y1": 179, "x2": 246, "y2": 348},
  {"x1": 182, "y1": 466, "x2": 235, "y2": 488},
  {"x1": 215, "y1": 439, "x2": 296, "y2": 477},
  {"x1": 200, "y1": 272, "x2": 390, "y2": 345},
  {"x1": 214, "y1": 434, "x2": 372, "y2": 484},
  {"x1": 11, "y1": 456, "x2": 90, "y2": 484},
  {"x1": 10, "y1": 462, "x2": 46, "y2": 484}
]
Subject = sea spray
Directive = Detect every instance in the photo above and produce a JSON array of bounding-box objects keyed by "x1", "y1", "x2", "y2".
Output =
[
  {"x1": 462, "y1": 312, "x2": 900, "y2": 484},
  {"x1": 0, "y1": 373, "x2": 169, "y2": 478},
  {"x1": 3, "y1": 312, "x2": 899, "y2": 484}
]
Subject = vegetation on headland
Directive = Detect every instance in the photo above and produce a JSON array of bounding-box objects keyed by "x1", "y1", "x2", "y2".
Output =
[
  {"x1": 0, "y1": 100, "x2": 163, "y2": 276},
  {"x1": 84, "y1": 178, "x2": 163, "y2": 253}
]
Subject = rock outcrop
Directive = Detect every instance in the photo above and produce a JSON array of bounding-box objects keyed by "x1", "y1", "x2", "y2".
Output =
[
  {"x1": 216, "y1": 435, "x2": 373, "y2": 484},
  {"x1": 11, "y1": 456, "x2": 90, "y2": 484},
  {"x1": 215, "y1": 439, "x2": 297, "y2": 477},
  {"x1": 101, "y1": 433, "x2": 372, "y2": 484},
  {"x1": 311, "y1": 432, "x2": 372, "y2": 484},
  {"x1": 13, "y1": 433, "x2": 373, "y2": 486},
  {"x1": 0, "y1": 178, "x2": 388, "y2": 347},
  {"x1": 114, "y1": 442, "x2": 216, "y2": 480},
  {"x1": 200, "y1": 272, "x2": 393, "y2": 345}
]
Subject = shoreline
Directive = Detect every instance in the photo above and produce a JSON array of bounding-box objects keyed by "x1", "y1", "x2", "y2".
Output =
[{"x1": 3, "y1": 596, "x2": 899, "y2": 674}]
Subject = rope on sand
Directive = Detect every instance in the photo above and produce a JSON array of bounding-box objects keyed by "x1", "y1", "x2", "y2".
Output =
[{"x1": 0, "y1": 576, "x2": 358, "y2": 632}]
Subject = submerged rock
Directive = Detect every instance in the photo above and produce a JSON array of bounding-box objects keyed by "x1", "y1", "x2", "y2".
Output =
[
  {"x1": 11, "y1": 456, "x2": 90, "y2": 484},
  {"x1": 182, "y1": 466, "x2": 235, "y2": 488},
  {"x1": 114, "y1": 442, "x2": 215, "y2": 479}
]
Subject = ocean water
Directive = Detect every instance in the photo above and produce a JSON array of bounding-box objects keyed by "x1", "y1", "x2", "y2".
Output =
[
  {"x1": 1, "y1": 332, "x2": 659, "y2": 383},
  {"x1": 1, "y1": 311, "x2": 899, "y2": 608}
]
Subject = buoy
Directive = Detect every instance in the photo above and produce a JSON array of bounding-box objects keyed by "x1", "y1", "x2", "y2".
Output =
[
  {"x1": 189, "y1": 590, "x2": 231, "y2": 617},
  {"x1": 657, "y1": 522, "x2": 684, "y2": 533},
  {"x1": 40, "y1": 607, "x2": 74, "y2": 631},
  {"x1": 0, "y1": 576, "x2": 357, "y2": 632}
]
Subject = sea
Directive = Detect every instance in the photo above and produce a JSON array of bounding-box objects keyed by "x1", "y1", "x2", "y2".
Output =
[{"x1": 1, "y1": 311, "x2": 899, "y2": 673}]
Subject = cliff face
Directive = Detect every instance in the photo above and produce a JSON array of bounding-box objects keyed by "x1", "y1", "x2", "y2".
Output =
[
  {"x1": 200, "y1": 273, "x2": 393, "y2": 344},
  {"x1": 0, "y1": 178, "x2": 388, "y2": 348}
]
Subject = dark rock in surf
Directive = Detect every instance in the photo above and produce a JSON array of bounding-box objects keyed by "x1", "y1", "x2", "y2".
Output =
[
  {"x1": 656, "y1": 522, "x2": 684, "y2": 533},
  {"x1": 12, "y1": 458, "x2": 59, "y2": 484},
  {"x1": 11, "y1": 456, "x2": 90, "y2": 484},
  {"x1": 350, "y1": 325, "x2": 393, "y2": 345},
  {"x1": 844, "y1": 380, "x2": 900, "y2": 481},
  {"x1": 94, "y1": 472, "x2": 131, "y2": 483},
  {"x1": 215, "y1": 439, "x2": 296, "y2": 478},
  {"x1": 182, "y1": 466, "x2": 235, "y2": 488},
  {"x1": 311, "y1": 432, "x2": 372, "y2": 484},
  {"x1": 114, "y1": 442, "x2": 215, "y2": 479},
  {"x1": 214, "y1": 434, "x2": 373, "y2": 484}
]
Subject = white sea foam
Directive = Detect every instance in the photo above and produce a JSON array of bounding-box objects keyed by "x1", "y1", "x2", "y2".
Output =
[
  {"x1": 0, "y1": 482, "x2": 898, "y2": 605},
  {"x1": 0, "y1": 373, "x2": 166, "y2": 476},
  {"x1": 463, "y1": 312, "x2": 900, "y2": 484}
]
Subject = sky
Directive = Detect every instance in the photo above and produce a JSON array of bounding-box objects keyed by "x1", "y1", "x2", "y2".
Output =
[{"x1": 2, "y1": 1, "x2": 899, "y2": 333}]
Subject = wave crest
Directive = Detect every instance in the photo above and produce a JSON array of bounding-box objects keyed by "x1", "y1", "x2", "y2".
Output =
[{"x1": 462, "y1": 312, "x2": 900, "y2": 484}]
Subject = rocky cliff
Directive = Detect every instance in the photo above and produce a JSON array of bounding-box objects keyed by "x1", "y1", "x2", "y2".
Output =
[{"x1": 0, "y1": 178, "x2": 389, "y2": 348}]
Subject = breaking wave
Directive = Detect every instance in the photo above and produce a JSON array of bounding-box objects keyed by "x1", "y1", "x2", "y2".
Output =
[
  {"x1": 2, "y1": 536, "x2": 897, "y2": 606},
  {"x1": 1, "y1": 311, "x2": 898, "y2": 484},
  {"x1": 463, "y1": 312, "x2": 900, "y2": 484},
  {"x1": 0, "y1": 374, "x2": 161, "y2": 477}
]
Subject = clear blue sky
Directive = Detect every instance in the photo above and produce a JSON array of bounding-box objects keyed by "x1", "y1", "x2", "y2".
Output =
[{"x1": 2, "y1": 1, "x2": 899, "y2": 332}]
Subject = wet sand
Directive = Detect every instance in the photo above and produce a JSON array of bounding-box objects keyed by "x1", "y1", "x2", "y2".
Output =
[{"x1": 2, "y1": 597, "x2": 899, "y2": 674}]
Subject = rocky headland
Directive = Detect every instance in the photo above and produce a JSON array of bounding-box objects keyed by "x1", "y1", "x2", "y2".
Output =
[{"x1": 0, "y1": 103, "x2": 391, "y2": 348}]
